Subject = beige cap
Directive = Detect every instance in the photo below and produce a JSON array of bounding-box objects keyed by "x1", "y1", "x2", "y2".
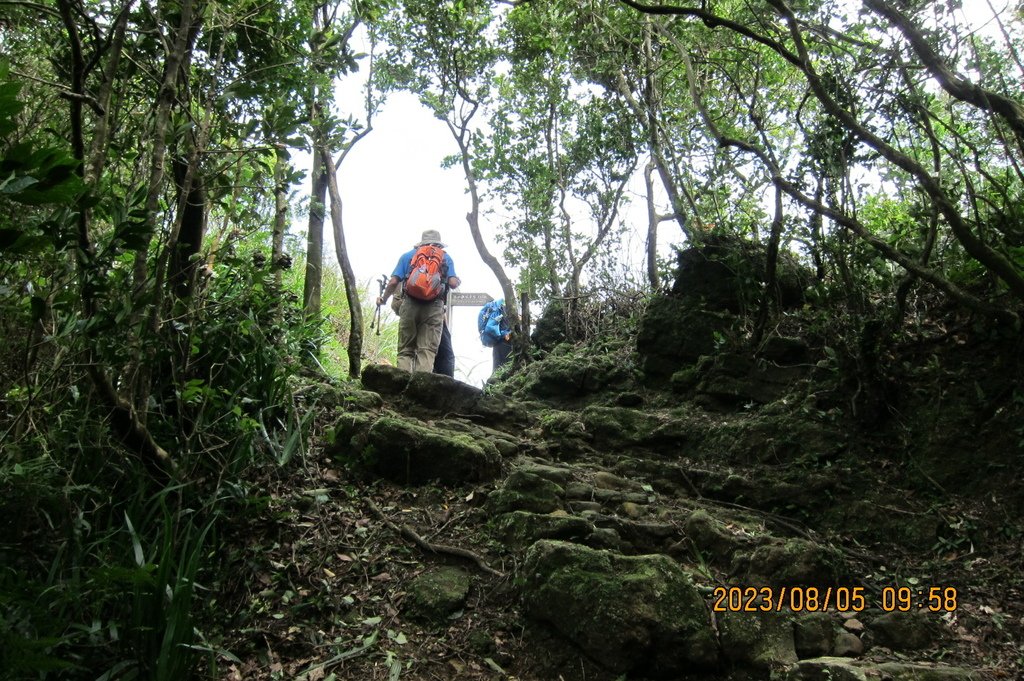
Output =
[{"x1": 415, "y1": 229, "x2": 446, "y2": 248}]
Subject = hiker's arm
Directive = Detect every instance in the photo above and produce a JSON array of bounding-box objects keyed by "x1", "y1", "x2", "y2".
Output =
[
  {"x1": 377, "y1": 276, "x2": 401, "y2": 305},
  {"x1": 445, "y1": 254, "x2": 460, "y2": 290}
]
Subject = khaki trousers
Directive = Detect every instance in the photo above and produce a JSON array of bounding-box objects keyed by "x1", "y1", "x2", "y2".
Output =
[{"x1": 397, "y1": 297, "x2": 444, "y2": 372}]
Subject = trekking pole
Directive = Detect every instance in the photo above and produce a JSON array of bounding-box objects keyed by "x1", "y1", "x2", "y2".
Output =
[{"x1": 371, "y1": 274, "x2": 387, "y2": 335}]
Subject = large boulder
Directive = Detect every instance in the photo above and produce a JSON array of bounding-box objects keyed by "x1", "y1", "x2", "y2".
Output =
[
  {"x1": 360, "y1": 364, "x2": 526, "y2": 427},
  {"x1": 637, "y1": 297, "x2": 734, "y2": 380},
  {"x1": 637, "y1": 235, "x2": 812, "y2": 382},
  {"x1": 521, "y1": 540, "x2": 718, "y2": 677},
  {"x1": 672, "y1": 235, "x2": 809, "y2": 313},
  {"x1": 487, "y1": 470, "x2": 565, "y2": 514},
  {"x1": 718, "y1": 609, "x2": 798, "y2": 669},
  {"x1": 329, "y1": 413, "x2": 500, "y2": 485}
]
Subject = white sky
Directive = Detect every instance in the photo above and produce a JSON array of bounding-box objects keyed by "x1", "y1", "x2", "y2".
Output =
[{"x1": 334, "y1": 90, "x2": 508, "y2": 385}]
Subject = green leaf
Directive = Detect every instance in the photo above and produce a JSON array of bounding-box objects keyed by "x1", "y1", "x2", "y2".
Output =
[{"x1": 124, "y1": 513, "x2": 145, "y2": 567}]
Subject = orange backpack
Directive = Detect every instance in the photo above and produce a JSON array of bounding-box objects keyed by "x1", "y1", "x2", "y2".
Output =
[{"x1": 404, "y1": 245, "x2": 447, "y2": 301}]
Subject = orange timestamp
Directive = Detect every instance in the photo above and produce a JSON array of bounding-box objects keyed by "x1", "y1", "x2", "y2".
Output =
[{"x1": 711, "y1": 586, "x2": 959, "y2": 613}]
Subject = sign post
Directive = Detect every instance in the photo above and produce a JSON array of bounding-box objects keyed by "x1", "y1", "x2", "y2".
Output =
[{"x1": 448, "y1": 291, "x2": 494, "y2": 307}]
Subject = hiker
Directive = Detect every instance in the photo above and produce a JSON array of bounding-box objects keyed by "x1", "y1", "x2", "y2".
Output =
[
  {"x1": 433, "y1": 316, "x2": 455, "y2": 378},
  {"x1": 377, "y1": 229, "x2": 460, "y2": 372},
  {"x1": 478, "y1": 298, "x2": 512, "y2": 371},
  {"x1": 388, "y1": 287, "x2": 455, "y2": 377}
]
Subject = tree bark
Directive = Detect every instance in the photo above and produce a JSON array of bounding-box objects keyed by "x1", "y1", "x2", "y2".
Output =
[
  {"x1": 644, "y1": 159, "x2": 660, "y2": 290},
  {"x1": 132, "y1": 0, "x2": 197, "y2": 294},
  {"x1": 272, "y1": 145, "x2": 289, "y2": 290},
  {"x1": 57, "y1": 0, "x2": 172, "y2": 475},
  {"x1": 448, "y1": 116, "x2": 520, "y2": 332},
  {"x1": 303, "y1": 146, "x2": 327, "y2": 317},
  {"x1": 86, "y1": 0, "x2": 135, "y2": 184},
  {"x1": 320, "y1": 143, "x2": 364, "y2": 379}
]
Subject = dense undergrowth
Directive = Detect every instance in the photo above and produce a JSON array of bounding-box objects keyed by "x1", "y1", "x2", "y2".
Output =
[{"x1": 0, "y1": 242, "x2": 397, "y2": 678}]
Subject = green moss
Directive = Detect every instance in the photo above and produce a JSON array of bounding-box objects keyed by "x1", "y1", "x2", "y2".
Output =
[
  {"x1": 522, "y1": 540, "x2": 718, "y2": 675},
  {"x1": 581, "y1": 406, "x2": 663, "y2": 448},
  {"x1": 487, "y1": 471, "x2": 564, "y2": 514},
  {"x1": 405, "y1": 567, "x2": 471, "y2": 623},
  {"x1": 494, "y1": 511, "x2": 593, "y2": 548}
]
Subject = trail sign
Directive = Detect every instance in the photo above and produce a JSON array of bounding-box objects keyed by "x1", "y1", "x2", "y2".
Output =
[{"x1": 449, "y1": 291, "x2": 493, "y2": 306}]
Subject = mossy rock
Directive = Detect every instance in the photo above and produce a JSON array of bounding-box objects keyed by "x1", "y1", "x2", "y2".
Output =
[
  {"x1": 405, "y1": 567, "x2": 471, "y2": 623},
  {"x1": 360, "y1": 364, "x2": 528, "y2": 427},
  {"x1": 504, "y1": 353, "x2": 636, "y2": 402},
  {"x1": 592, "y1": 471, "x2": 645, "y2": 493},
  {"x1": 326, "y1": 387, "x2": 384, "y2": 412},
  {"x1": 487, "y1": 470, "x2": 564, "y2": 514},
  {"x1": 868, "y1": 611, "x2": 941, "y2": 651},
  {"x1": 734, "y1": 538, "x2": 846, "y2": 588},
  {"x1": 670, "y1": 235, "x2": 809, "y2": 313},
  {"x1": 531, "y1": 299, "x2": 568, "y2": 352},
  {"x1": 514, "y1": 462, "x2": 576, "y2": 486},
  {"x1": 682, "y1": 509, "x2": 749, "y2": 564},
  {"x1": 537, "y1": 409, "x2": 588, "y2": 441},
  {"x1": 637, "y1": 297, "x2": 735, "y2": 380},
  {"x1": 494, "y1": 511, "x2": 594, "y2": 548},
  {"x1": 330, "y1": 413, "x2": 500, "y2": 485},
  {"x1": 521, "y1": 540, "x2": 718, "y2": 677},
  {"x1": 580, "y1": 406, "x2": 663, "y2": 449},
  {"x1": 693, "y1": 413, "x2": 847, "y2": 466},
  {"x1": 718, "y1": 609, "x2": 798, "y2": 669},
  {"x1": 360, "y1": 363, "x2": 411, "y2": 396},
  {"x1": 436, "y1": 418, "x2": 521, "y2": 457},
  {"x1": 695, "y1": 352, "x2": 811, "y2": 408},
  {"x1": 794, "y1": 612, "x2": 834, "y2": 658}
]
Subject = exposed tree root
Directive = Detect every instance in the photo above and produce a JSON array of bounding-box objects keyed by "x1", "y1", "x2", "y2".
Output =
[{"x1": 366, "y1": 498, "x2": 505, "y2": 578}]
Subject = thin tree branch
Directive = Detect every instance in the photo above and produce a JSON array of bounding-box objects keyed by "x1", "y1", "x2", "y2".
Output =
[{"x1": 865, "y1": 0, "x2": 1024, "y2": 145}]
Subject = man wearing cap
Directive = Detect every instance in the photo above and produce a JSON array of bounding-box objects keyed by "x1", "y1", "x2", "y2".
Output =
[{"x1": 377, "y1": 230, "x2": 461, "y2": 372}]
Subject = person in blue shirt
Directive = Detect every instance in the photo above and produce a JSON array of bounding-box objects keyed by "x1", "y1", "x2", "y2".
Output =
[
  {"x1": 479, "y1": 298, "x2": 512, "y2": 371},
  {"x1": 377, "y1": 230, "x2": 460, "y2": 372}
]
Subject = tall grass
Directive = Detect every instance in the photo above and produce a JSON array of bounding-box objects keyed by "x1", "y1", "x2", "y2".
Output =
[{"x1": 281, "y1": 257, "x2": 398, "y2": 378}]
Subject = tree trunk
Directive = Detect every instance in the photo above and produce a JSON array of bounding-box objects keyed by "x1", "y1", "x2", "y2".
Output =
[
  {"x1": 303, "y1": 146, "x2": 327, "y2": 317},
  {"x1": 86, "y1": 0, "x2": 134, "y2": 184},
  {"x1": 451, "y1": 123, "x2": 520, "y2": 331},
  {"x1": 168, "y1": 152, "x2": 207, "y2": 300},
  {"x1": 644, "y1": 159, "x2": 660, "y2": 290},
  {"x1": 753, "y1": 185, "x2": 784, "y2": 345},
  {"x1": 132, "y1": 0, "x2": 197, "y2": 294},
  {"x1": 320, "y1": 144, "x2": 364, "y2": 379},
  {"x1": 56, "y1": 0, "x2": 172, "y2": 475},
  {"x1": 272, "y1": 145, "x2": 289, "y2": 290},
  {"x1": 641, "y1": 18, "x2": 692, "y2": 241}
]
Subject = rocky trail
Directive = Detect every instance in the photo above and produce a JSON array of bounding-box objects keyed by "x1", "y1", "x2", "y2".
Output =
[{"x1": 208, "y1": 247, "x2": 1024, "y2": 680}]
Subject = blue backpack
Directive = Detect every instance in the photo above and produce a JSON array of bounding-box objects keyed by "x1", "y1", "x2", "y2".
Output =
[{"x1": 478, "y1": 299, "x2": 505, "y2": 347}]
